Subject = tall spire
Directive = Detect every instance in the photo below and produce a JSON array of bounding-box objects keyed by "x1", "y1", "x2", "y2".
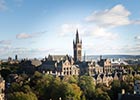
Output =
[
  {"x1": 73, "y1": 29, "x2": 82, "y2": 62},
  {"x1": 76, "y1": 29, "x2": 79, "y2": 43}
]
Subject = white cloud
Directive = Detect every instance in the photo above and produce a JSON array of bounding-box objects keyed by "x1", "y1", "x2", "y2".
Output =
[
  {"x1": 0, "y1": 40, "x2": 12, "y2": 45},
  {"x1": 60, "y1": 23, "x2": 118, "y2": 40},
  {"x1": 16, "y1": 33, "x2": 32, "y2": 39},
  {"x1": 135, "y1": 36, "x2": 140, "y2": 40},
  {"x1": 132, "y1": 20, "x2": 140, "y2": 24},
  {"x1": 0, "y1": 0, "x2": 7, "y2": 11},
  {"x1": 86, "y1": 4, "x2": 131, "y2": 27},
  {"x1": 84, "y1": 43, "x2": 140, "y2": 55},
  {"x1": 122, "y1": 44, "x2": 140, "y2": 54},
  {"x1": 87, "y1": 26, "x2": 118, "y2": 40},
  {"x1": 16, "y1": 31, "x2": 47, "y2": 39},
  {"x1": 0, "y1": 46, "x2": 10, "y2": 52}
]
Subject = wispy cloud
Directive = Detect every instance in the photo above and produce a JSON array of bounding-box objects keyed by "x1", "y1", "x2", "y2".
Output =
[
  {"x1": 122, "y1": 44, "x2": 140, "y2": 54},
  {"x1": 85, "y1": 4, "x2": 140, "y2": 28},
  {"x1": 131, "y1": 20, "x2": 140, "y2": 24},
  {"x1": 10, "y1": 47, "x2": 66, "y2": 58},
  {"x1": 16, "y1": 31, "x2": 47, "y2": 39},
  {"x1": 16, "y1": 33, "x2": 32, "y2": 39},
  {"x1": 13, "y1": 0, "x2": 23, "y2": 7},
  {"x1": 0, "y1": 0, "x2": 7, "y2": 11},
  {"x1": 0, "y1": 0, "x2": 24, "y2": 12},
  {"x1": 0, "y1": 40, "x2": 12, "y2": 45}
]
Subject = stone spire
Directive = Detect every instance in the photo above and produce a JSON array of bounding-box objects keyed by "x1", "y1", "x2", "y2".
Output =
[{"x1": 76, "y1": 29, "x2": 79, "y2": 43}]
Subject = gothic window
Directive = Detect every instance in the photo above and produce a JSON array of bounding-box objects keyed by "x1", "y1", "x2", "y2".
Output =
[
  {"x1": 78, "y1": 50, "x2": 81, "y2": 55},
  {"x1": 70, "y1": 71, "x2": 72, "y2": 75}
]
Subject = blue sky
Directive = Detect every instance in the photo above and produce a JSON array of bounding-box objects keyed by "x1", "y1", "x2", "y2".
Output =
[{"x1": 0, "y1": 0, "x2": 140, "y2": 59}]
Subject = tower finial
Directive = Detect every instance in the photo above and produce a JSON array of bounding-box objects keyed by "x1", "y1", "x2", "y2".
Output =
[{"x1": 76, "y1": 29, "x2": 79, "y2": 43}]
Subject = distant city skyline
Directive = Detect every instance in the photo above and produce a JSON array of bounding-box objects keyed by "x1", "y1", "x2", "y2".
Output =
[{"x1": 0, "y1": 0, "x2": 140, "y2": 59}]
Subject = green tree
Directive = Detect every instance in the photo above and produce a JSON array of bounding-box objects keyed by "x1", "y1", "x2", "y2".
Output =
[
  {"x1": 0, "y1": 69, "x2": 11, "y2": 80},
  {"x1": 7, "y1": 82, "x2": 21, "y2": 93},
  {"x1": 95, "y1": 88, "x2": 110, "y2": 100},
  {"x1": 96, "y1": 83, "x2": 109, "y2": 92},
  {"x1": 109, "y1": 80, "x2": 121, "y2": 100},
  {"x1": 7, "y1": 92, "x2": 38, "y2": 100},
  {"x1": 60, "y1": 82, "x2": 82, "y2": 100},
  {"x1": 50, "y1": 77, "x2": 62, "y2": 100},
  {"x1": 63, "y1": 75, "x2": 78, "y2": 84},
  {"x1": 31, "y1": 74, "x2": 54, "y2": 100},
  {"x1": 78, "y1": 75, "x2": 95, "y2": 100}
]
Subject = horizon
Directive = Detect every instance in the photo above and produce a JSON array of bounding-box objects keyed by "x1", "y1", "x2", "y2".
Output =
[
  {"x1": 1, "y1": 54, "x2": 140, "y2": 60},
  {"x1": 0, "y1": 0, "x2": 140, "y2": 58}
]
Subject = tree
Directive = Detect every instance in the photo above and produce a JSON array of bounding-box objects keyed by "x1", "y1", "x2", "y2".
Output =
[
  {"x1": 50, "y1": 77, "x2": 62, "y2": 100},
  {"x1": 121, "y1": 80, "x2": 133, "y2": 94},
  {"x1": 109, "y1": 80, "x2": 121, "y2": 100},
  {"x1": 97, "y1": 92, "x2": 111, "y2": 100},
  {"x1": 95, "y1": 88, "x2": 111, "y2": 100},
  {"x1": 78, "y1": 75, "x2": 95, "y2": 100},
  {"x1": 7, "y1": 82, "x2": 21, "y2": 93},
  {"x1": 7, "y1": 92, "x2": 38, "y2": 100},
  {"x1": 31, "y1": 74, "x2": 54, "y2": 100},
  {"x1": 21, "y1": 85, "x2": 32, "y2": 93},
  {"x1": 60, "y1": 82, "x2": 82, "y2": 100},
  {"x1": 0, "y1": 69, "x2": 11, "y2": 80},
  {"x1": 96, "y1": 83, "x2": 109, "y2": 92},
  {"x1": 63, "y1": 75, "x2": 78, "y2": 84}
]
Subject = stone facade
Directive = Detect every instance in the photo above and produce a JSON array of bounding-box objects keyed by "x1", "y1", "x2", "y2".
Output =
[
  {"x1": 57, "y1": 55, "x2": 79, "y2": 76},
  {"x1": 0, "y1": 76, "x2": 5, "y2": 100},
  {"x1": 40, "y1": 55, "x2": 80, "y2": 76},
  {"x1": 98, "y1": 56, "x2": 112, "y2": 74}
]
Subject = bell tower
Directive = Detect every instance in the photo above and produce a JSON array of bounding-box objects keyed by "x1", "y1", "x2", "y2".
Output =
[{"x1": 73, "y1": 29, "x2": 82, "y2": 62}]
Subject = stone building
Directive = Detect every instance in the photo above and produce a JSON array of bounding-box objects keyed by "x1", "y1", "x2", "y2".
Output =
[
  {"x1": 94, "y1": 73, "x2": 113, "y2": 86},
  {"x1": 40, "y1": 55, "x2": 80, "y2": 76},
  {"x1": 40, "y1": 60, "x2": 57, "y2": 73},
  {"x1": 20, "y1": 59, "x2": 39, "y2": 74},
  {"x1": 0, "y1": 75, "x2": 5, "y2": 100},
  {"x1": 57, "y1": 55, "x2": 79, "y2": 76},
  {"x1": 98, "y1": 56, "x2": 112, "y2": 74},
  {"x1": 89, "y1": 61, "x2": 104, "y2": 75}
]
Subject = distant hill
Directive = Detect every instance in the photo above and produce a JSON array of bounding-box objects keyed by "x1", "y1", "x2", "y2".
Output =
[{"x1": 85, "y1": 55, "x2": 140, "y2": 60}]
